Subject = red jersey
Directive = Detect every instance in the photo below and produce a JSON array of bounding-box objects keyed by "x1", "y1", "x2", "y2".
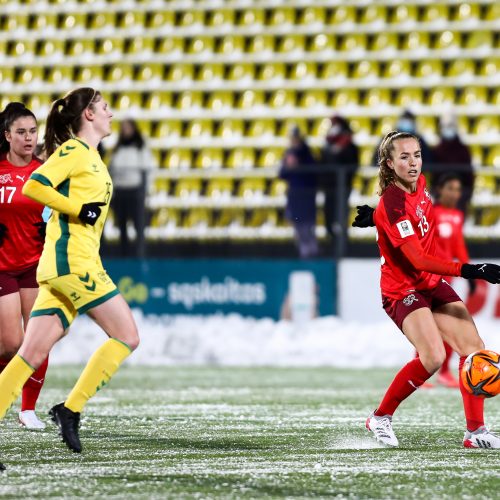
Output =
[
  {"x1": 0, "y1": 154, "x2": 44, "y2": 271},
  {"x1": 374, "y1": 175, "x2": 441, "y2": 299},
  {"x1": 434, "y1": 205, "x2": 469, "y2": 264}
]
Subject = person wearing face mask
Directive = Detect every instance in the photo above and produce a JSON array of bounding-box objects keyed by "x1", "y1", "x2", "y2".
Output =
[
  {"x1": 432, "y1": 113, "x2": 473, "y2": 213},
  {"x1": 319, "y1": 115, "x2": 359, "y2": 247}
]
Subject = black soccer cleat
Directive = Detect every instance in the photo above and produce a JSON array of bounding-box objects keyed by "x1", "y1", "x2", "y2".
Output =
[
  {"x1": 0, "y1": 461, "x2": 5, "y2": 471},
  {"x1": 49, "y1": 402, "x2": 82, "y2": 453}
]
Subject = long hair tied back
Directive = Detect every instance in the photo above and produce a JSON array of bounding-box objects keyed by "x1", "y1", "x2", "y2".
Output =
[
  {"x1": 43, "y1": 87, "x2": 100, "y2": 157},
  {"x1": 0, "y1": 102, "x2": 37, "y2": 154},
  {"x1": 377, "y1": 131, "x2": 420, "y2": 195}
]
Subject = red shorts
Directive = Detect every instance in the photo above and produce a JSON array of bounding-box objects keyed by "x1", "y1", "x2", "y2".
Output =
[
  {"x1": 0, "y1": 263, "x2": 38, "y2": 297},
  {"x1": 382, "y1": 279, "x2": 462, "y2": 332}
]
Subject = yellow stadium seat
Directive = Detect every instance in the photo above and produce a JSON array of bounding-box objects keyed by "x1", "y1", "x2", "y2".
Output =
[
  {"x1": 300, "y1": 6, "x2": 326, "y2": 26},
  {"x1": 299, "y1": 89, "x2": 327, "y2": 108},
  {"x1": 454, "y1": 3, "x2": 480, "y2": 22},
  {"x1": 220, "y1": 35, "x2": 245, "y2": 55},
  {"x1": 360, "y1": 146, "x2": 376, "y2": 167},
  {"x1": 59, "y1": 13, "x2": 86, "y2": 31},
  {"x1": 435, "y1": 31, "x2": 460, "y2": 51},
  {"x1": 185, "y1": 209, "x2": 211, "y2": 229},
  {"x1": 485, "y1": 146, "x2": 500, "y2": 168},
  {"x1": 290, "y1": 61, "x2": 316, "y2": 80},
  {"x1": 135, "y1": 63, "x2": 163, "y2": 82},
  {"x1": 415, "y1": 60, "x2": 443, "y2": 79},
  {"x1": 219, "y1": 119, "x2": 244, "y2": 139},
  {"x1": 391, "y1": 5, "x2": 418, "y2": 25},
  {"x1": 155, "y1": 120, "x2": 182, "y2": 139},
  {"x1": 428, "y1": 87, "x2": 455, "y2": 106},
  {"x1": 179, "y1": 10, "x2": 204, "y2": 28},
  {"x1": 249, "y1": 209, "x2": 279, "y2": 228},
  {"x1": 66, "y1": 39, "x2": 93, "y2": 58},
  {"x1": 207, "y1": 91, "x2": 233, "y2": 112},
  {"x1": 216, "y1": 208, "x2": 245, "y2": 227},
  {"x1": 259, "y1": 148, "x2": 282, "y2": 168},
  {"x1": 447, "y1": 59, "x2": 475, "y2": 78},
  {"x1": 492, "y1": 88, "x2": 500, "y2": 106},
  {"x1": 96, "y1": 38, "x2": 123, "y2": 56},
  {"x1": 340, "y1": 34, "x2": 367, "y2": 53},
  {"x1": 460, "y1": 87, "x2": 487, "y2": 106},
  {"x1": 157, "y1": 37, "x2": 184, "y2": 56},
  {"x1": 270, "y1": 89, "x2": 296, "y2": 108},
  {"x1": 208, "y1": 9, "x2": 235, "y2": 28},
  {"x1": 178, "y1": 91, "x2": 203, "y2": 110},
  {"x1": 402, "y1": 32, "x2": 430, "y2": 51},
  {"x1": 320, "y1": 60, "x2": 348, "y2": 79},
  {"x1": 147, "y1": 10, "x2": 175, "y2": 29},
  {"x1": 107, "y1": 64, "x2": 133, "y2": 83},
  {"x1": 416, "y1": 116, "x2": 437, "y2": 135},
  {"x1": 196, "y1": 148, "x2": 224, "y2": 169},
  {"x1": 238, "y1": 178, "x2": 266, "y2": 197},
  {"x1": 349, "y1": 117, "x2": 371, "y2": 135},
  {"x1": 25, "y1": 94, "x2": 51, "y2": 112},
  {"x1": 228, "y1": 62, "x2": 254, "y2": 81},
  {"x1": 278, "y1": 35, "x2": 305, "y2": 54},
  {"x1": 331, "y1": 6, "x2": 356, "y2": 25},
  {"x1": 480, "y1": 58, "x2": 500, "y2": 77},
  {"x1": 186, "y1": 119, "x2": 212, "y2": 139},
  {"x1": 396, "y1": 88, "x2": 424, "y2": 107},
  {"x1": 118, "y1": 11, "x2": 145, "y2": 29},
  {"x1": 360, "y1": 5, "x2": 387, "y2": 25},
  {"x1": 207, "y1": 178, "x2": 233, "y2": 197},
  {"x1": 74, "y1": 65, "x2": 103, "y2": 84},
  {"x1": 466, "y1": 31, "x2": 493, "y2": 50},
  {"x1": 372, "y1": 33, "x2": 398, "y2": 52},
  {"x1": 239, "y1": 8, "x2": 265, "y2": 28},
  {"x1": 249, "y1": 35, "x2": 275, "y2": 54},
  {"x1": 373, "y1": 116, "x2": 396, "y2": 136},
  {"x1": 31, "y1": 13, "x2": 56, "y2": 31},
  {"x1": 310, "y1": 33, "x2": 335, "y2": 53},
  {"x1": 200, "y1": 63, "x2": 224, "y2": 82},
  {"x1": 423, "y1": 5, "x2": 448, "y2": 24},
  {"x1": 126, "y1": 37, "x2": 154, "y2": 55},
  {"x1": 169, "y1": 63, "x2": 194, "y2": 82},
  {"x1": 0, "y1": 67, "x2": 14, "y2": 85},
  {"x1": 5, "y1": 14, "x2": 28, "y2": 31},
  {"x1": 45, "y1": 66, "x2": 71, "y2": 84},
  {"x1": 486, "y1": 3, "x2": 500, "y2": 21},
  {"x1": 150, "y1": 208, "x2": 179, "y2": 229},
  {"x1": 353, "y1": 60, "x2": 379, "y2": 80},
  {"x1": 166, "y1": 149, "x2": 192, "y2": 170},
  {"x1": 258, "y1": 62, "x2": 286, "y2": 81},
  {"x1": 364, "y1": 88, "x2": 390, "y2": 107},
  {"x1": 114, "y1": 93, "x2": 141, "y2": 111},
  {"x1": 311, "y1": 118, "x2": 333, "y2": 138},
  {"x1": 10, "y1": 40, "x2": 35, "y2": 59},
  {"x1": 281, "y1": 118, "x2": 308, "y2": 137},
  {"x1": 88, "y1": 12, "x2": 115, "y2": 30},
  {"x1": 17, "y1": 67, "x2": 42, "y2": 85},
  {"x1": 144, "y1": 92, "x2": 173, "y2": 111},
  {"x1": 384, "y1": 59, "x2": 411, "y2": 79},
  {"x1": 333, "y1": 89, "x2": 358, "y2": 107},
  {"x1": 269, "y1": 7, "x2": 295, "y2": 26},
  {"x1": 248, "y1": 119, "x2": 275, "y2": 138},
  {"x1": 227, "y1": 148, "x2": 255, "y2": 169},
  {"x1": 188, "y1": 36, "x2": 214, "y2": 55},
  {"x1": 473, "y1": 116, "x2": 500, "y2": 136},
  {"x1": 237, "y1": 90, "x2": 264, "y2": 109}
]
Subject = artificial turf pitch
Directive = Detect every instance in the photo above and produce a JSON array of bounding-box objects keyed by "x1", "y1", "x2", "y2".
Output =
[{"x1": 1, "y1": 365, "x2": 499, "y2": 498}]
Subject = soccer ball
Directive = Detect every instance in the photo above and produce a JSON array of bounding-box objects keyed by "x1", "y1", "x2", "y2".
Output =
[{"x1": 461, "y1": 350, "x2": 500, "y2": 398}]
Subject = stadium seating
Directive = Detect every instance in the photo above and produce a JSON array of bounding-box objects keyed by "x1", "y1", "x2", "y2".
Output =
[{"x1": 0, "y1": 0, "x2": 498, "y2": 242}]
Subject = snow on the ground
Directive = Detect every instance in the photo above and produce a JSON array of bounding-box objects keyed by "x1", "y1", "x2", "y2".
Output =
[{"x1": 49, "y1": 311, "x2": 500, "y2": 367}]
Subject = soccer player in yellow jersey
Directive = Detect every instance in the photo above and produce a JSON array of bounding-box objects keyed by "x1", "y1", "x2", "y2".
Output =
[{"x1": 0, "y1": 88, "x2": 139, "y2": 466}]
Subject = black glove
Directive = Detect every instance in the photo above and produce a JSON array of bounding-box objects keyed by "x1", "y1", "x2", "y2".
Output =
[
  {"x1": 352, "y1": 205, "x2": 375, "y2": 228},
  {"x1": 467, "y1": 278, "x2": 477, "y2": 296},
  {"x1": 33, "y1": 221, "x2": 46, "y2": 241},
  {"x1": 78, "y1": 202, "x2": 106, "y2": 226},
  {"x1": 461, "y1": 263, "x2": 500, "y2": 284},
  {"x1": 0, "y1": 223, "x2": 6, "y2": 246}
]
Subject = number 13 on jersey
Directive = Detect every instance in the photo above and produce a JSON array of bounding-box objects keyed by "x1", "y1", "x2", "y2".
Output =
[{"x1": 418, "y1": 216, "x2": 430, "y2": 237}]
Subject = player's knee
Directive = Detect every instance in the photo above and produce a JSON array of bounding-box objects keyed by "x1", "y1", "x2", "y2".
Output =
[
  {"x1": 421, "y1": 348, "x2": 446, "y2": 373},
  {"x1": 2, "y1": 336, "x2": 22, "y2": 358},
  {"x1": 116, "y1": 329, "x2": 140, "y2": 351},
  {"x1": 459, "y1": 339, "x2": 485, "y2": 358}
]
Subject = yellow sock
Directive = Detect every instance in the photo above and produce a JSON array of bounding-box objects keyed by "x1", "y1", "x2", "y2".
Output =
[
  {"x1": 0, "y1": 355, "x2": 35, "y2": 419},
  {"x1": 65, "y1": 338, "x2": 131, "y2": 413}
]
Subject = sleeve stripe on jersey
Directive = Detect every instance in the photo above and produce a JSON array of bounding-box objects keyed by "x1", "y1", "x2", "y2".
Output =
[{"x1": 30, "y1": 173, "x2": 53, "y2": 187}]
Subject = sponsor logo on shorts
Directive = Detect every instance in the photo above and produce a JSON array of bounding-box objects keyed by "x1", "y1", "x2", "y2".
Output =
[
  {"x1": 97, "y1": 271, "x2": 111, "y2": 284},
  {"x1": 403, "y1": 293, "x2": 418, "y2": 306}
]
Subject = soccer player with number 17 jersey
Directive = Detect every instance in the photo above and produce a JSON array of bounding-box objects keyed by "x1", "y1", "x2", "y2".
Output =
[{"x1": 362, "y1": 131, "x2": 500, "y2": 449}]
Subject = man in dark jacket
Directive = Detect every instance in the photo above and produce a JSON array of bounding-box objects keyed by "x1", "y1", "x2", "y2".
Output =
[{"x1": 279, "y1": 126, "x2": 318, "y2": 258}]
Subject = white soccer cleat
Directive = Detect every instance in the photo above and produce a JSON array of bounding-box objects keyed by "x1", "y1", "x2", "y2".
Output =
[
  {"x1": 366, "y1": 412, "x2": 399, "y2": 447},
  {"x1": 463, "y1": 426, "x2": 500, "y2": 449},
  {"x1": 19, "y1": 410, "x2": 46, "y2": 430}
]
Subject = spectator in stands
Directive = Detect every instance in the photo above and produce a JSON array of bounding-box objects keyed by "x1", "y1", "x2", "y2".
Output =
[
  {"x1": 432, "y1": 112, "x2": 474, "y2": 213},
  {"x1": 279, "y1": 126, "x2": 318, "y2": 258},
  {"x1": 109, "y1": 120, "x2": 156, "y2": 257},
  {"x1": 372, "y1": 110, "x2": 434, "y2": 167},
  {"x1": 320, "y1": 115, "x2": 358, "y2": 241}
]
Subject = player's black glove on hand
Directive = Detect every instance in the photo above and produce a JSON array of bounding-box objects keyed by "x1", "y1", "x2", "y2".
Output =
[
  {"x1": 33, "y1": 221, "x2": 46, "y2": 241},
  {"x1": 461, "y1": 263, "x2": 500, "y2": 284},
  {"x1": 468, "y1": 278, "x2": 477, "y2": 296},
  {"x1": 78, "y1": 202, "x2": 106, "y2": 226},
  {"x1": 0, "y1": 223, "x2": 7, "y2": 246},
  {"x1": 352, "y1": 205, "x2": 375, "y2": 228}
]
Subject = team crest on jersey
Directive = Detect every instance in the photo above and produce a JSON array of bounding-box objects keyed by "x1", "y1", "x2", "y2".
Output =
[
  {"x1": 424, "y1": 188, "x2": 431, "y2": 200},
  {"x1": 403, "y1": 294, "x2": 419, "y2": 306},
  {"x1": 416, "y1": 205, "x2": 424, "y2": 219},
  {"x1": 0, "y1": 173, "x2": 13, "y2": 184}
]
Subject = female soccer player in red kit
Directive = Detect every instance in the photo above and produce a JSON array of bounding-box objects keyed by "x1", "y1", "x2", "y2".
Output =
[
  {"x1": 0, "y1": 103, "x2": 48, "y2": 430},
  {"x1": 364, "y1": 131, "x2": 500, "y2": 448}
]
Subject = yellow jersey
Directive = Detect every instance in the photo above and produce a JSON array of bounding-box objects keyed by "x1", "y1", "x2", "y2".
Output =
[{"x1": 23, "y1": 138, "x2": 112, "y2": 281}]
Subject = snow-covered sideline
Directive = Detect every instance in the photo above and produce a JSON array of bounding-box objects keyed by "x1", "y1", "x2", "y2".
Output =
[{"x1": 50, "y1": 311, "x2": 500, "y2": 367}]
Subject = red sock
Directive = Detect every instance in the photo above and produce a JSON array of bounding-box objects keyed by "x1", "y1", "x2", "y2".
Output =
[
  {"x1": 21, "y1": 356, "x2": 49, "y2": 411},
  {"x1": 375, "y1": 358, "x2": 431, "y2": 416},
  {"x1": 459, "y1": 356, "x2": 484, "y2": 431},
  {"x1": 440, "y1": 342, "x2": 453, "y2": 374}
]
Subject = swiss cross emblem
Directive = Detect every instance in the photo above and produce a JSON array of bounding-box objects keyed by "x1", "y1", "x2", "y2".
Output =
[{"x1": 416, "y1": 205, "x2": 424, "y2": 219}]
